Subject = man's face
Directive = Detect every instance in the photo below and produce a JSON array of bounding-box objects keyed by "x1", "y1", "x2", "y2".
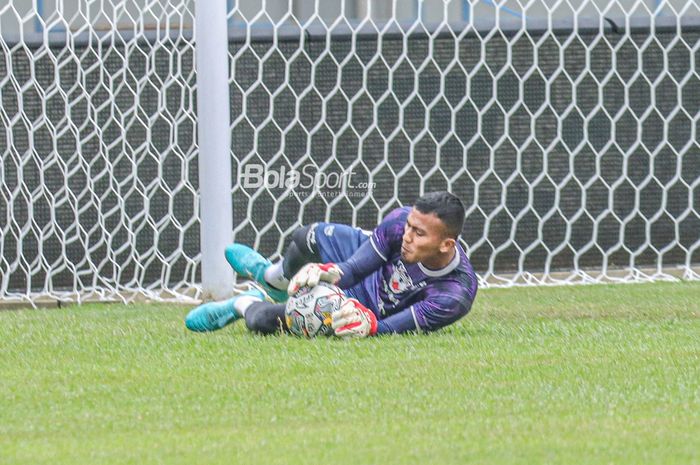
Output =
[{"x1": 401, "y1": 208, "x2": 451, "y2": 264}]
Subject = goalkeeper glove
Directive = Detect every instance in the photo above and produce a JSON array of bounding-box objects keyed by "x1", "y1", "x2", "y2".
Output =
[
  {"x1": 287, "y1": 263, "x2": 343, "y2": 295},
  {"x1": 332, "y1": 298, "x2": 378, "y2": 338}
]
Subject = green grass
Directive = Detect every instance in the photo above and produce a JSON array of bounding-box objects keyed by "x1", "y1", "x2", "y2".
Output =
[{"x1": 1, "y1": 281, "x2": 699, "y2": 465}]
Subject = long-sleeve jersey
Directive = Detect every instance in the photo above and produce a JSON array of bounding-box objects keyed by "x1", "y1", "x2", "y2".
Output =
[{"x1": 336, "y1": 207, "x2": 478, "y2": 334}]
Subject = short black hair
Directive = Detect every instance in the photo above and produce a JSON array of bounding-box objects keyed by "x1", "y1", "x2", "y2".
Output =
[{"x1": 414, "y1": 191, "x2": 466, "y2": 239}]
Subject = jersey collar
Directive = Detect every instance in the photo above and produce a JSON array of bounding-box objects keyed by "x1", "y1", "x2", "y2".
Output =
[{"x1": 418, "y1": 245, "x2": 461, "y2": 277}]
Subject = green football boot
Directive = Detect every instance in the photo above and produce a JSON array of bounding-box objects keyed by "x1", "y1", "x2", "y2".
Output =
[
  {"x1": 184, "y1": 288, "x2": 265, "y2": 332},
  {"x1": 224, "y1": 243, "x2": 288, "y2": 303}
]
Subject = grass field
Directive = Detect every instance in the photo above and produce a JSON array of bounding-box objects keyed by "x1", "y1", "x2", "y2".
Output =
[{"x1": 1, "y1": 281, "x2": 699, "y2": 465}]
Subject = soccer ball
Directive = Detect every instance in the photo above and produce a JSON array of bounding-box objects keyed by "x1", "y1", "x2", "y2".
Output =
[{"x1": 285, "y1": 282, "x2": 346, "y2": 338}]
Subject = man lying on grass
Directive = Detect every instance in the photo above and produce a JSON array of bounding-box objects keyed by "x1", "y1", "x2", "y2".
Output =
[{"x1": 185, "y1": 191, "x2": 478, "y2": 337}]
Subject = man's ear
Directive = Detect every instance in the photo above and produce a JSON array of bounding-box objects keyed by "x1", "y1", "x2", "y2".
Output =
[{"x1": 440, "y1": 237, "x2": 456, "y2": 254}]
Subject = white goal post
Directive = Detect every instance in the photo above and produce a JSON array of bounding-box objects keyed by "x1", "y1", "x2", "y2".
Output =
[{"x1": 1, "y1": 0, "x2": 699, "y2": 306}]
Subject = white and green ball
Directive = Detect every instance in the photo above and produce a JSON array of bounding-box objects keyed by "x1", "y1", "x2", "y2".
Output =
[{"x1": 285, "y1": 282, "x2": 346, "y2": 338}]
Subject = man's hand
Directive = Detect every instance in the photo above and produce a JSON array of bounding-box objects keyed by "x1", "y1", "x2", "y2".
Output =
[
  {"x1": 287, "y1": 263, "x2": 343, "y2": 295},
  {"x1": 332, "y1": 298, "x2": 378, "y2": 338}
]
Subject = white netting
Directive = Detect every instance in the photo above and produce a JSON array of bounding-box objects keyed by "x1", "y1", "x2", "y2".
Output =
[
  {"x1": 227, "y1": 0, "x2": 700, "y2": 287},
  {"x1": 0, "y1": 0, "x2": 199, "y2": 304},
  {"x1": 1, "y1": 0, "x2": 699, "y2": 306}
]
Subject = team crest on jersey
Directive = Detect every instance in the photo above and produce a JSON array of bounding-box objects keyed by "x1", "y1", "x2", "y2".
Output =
[{"x1": 388, "y1": 261, "x2": 413, "y2": 294}]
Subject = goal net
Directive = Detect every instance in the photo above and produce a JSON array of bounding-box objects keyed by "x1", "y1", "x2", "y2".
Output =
[{"x1": 1, "y1": 0, "x2": 699, "y2": 305}]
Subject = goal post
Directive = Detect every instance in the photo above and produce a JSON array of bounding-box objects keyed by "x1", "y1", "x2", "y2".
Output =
[
  {"x1": 0, "y1": 0, "x2": 699, "y2": 306},
  {"x1": 195, "y1": 0, "x2": 234, "y2": 301}
]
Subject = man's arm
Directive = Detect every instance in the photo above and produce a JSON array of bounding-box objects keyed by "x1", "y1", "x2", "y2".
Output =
[
  {"x1": 375, "y1": 307, "x2": 422, "y2": 334},
  {"x1": 287, "y1": 237, "x2": 386, "y2": 294},
  {"x1": 377, "y1": 289, "x2": 474, "y2": 334},
  {"x1": 335, "y1": 207, "x2": 410, "y2": 288},
  {"x1": 289, "y1": 207, "x2": 407, "y2": 294},
  {"x1": 335, "y1": 237, "x2": 386, "y2": 288},
  {"x1": 332, "y1": 289, "x2": 473, "y2": 337}
]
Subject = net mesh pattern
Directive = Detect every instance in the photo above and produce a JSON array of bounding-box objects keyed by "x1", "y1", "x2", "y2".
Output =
[{"x1": 1, "y1": 1, "x2": 699, "y2": 304}]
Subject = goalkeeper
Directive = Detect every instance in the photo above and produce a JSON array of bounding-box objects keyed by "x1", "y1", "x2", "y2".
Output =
[{"x1": 185, "y1": 191, "x2": 478, "y2": 337}]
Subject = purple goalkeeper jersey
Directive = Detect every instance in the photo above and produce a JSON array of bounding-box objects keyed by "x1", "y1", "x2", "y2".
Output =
[{"x1": 336, "y1": 207, "x2": 478, "y2": 334}]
